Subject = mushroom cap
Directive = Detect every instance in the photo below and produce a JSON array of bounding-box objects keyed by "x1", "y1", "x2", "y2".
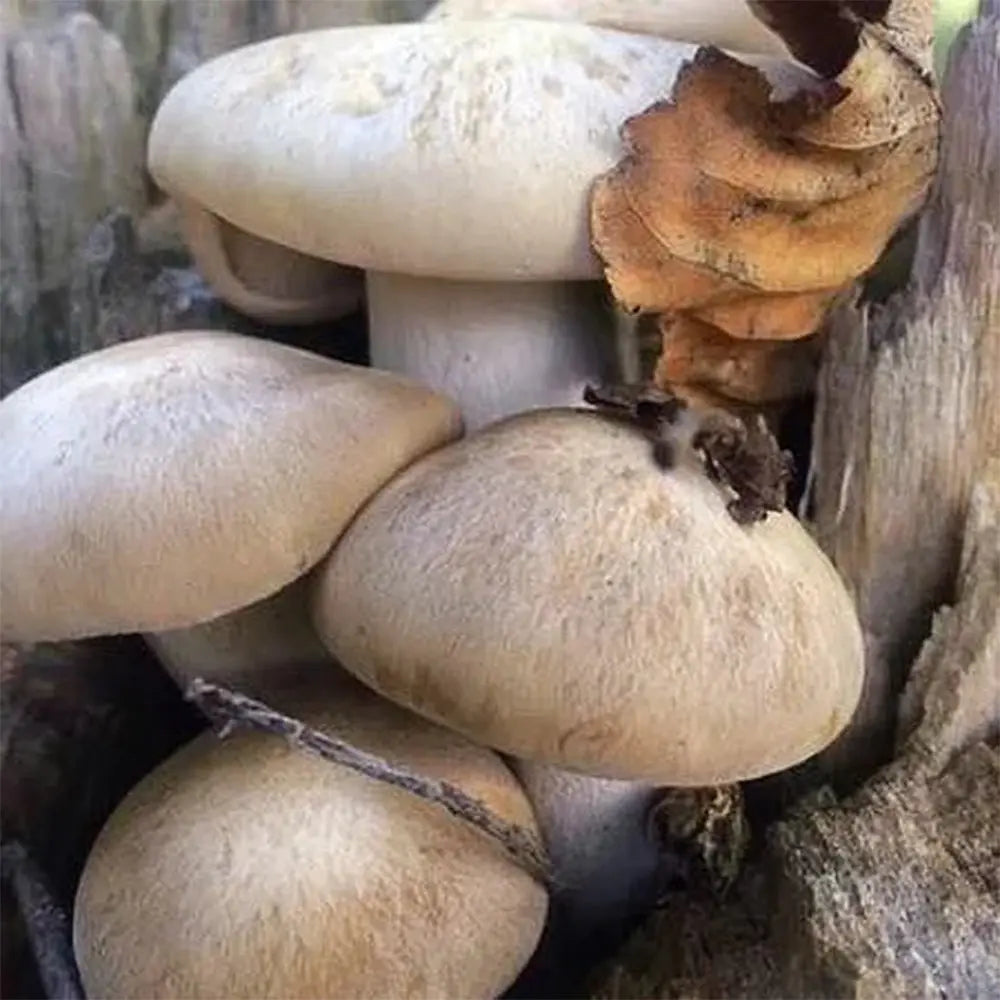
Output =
[
  {"x1": 0, "y1": 331, "x2": 461, "y2": 642},
  {"x1": 147, "y1": 20, "x2": 697, "y2": 281},
  {"x1": 426, "y1": 0, "x2": 789, "y2": 58},
  {"x1": 177, "y1": 199, "x2": 364, "y2": 325},
  {"x1": 312, "y1": 408, "x2": 865, "y2": 785},
  {"x1": 73, "y1": 677, "x2": 547, "y2": 999},
  {"x1": 145, "y1": 573, "x2": 340, "y2": 697}
]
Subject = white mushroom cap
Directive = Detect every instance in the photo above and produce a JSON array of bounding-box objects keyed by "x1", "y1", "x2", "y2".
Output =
[
  {"x1": 177, "y1": 198, "x2": 364, "y2": 325},
  {"x1": 146, "y1": 573, "x2": 340, "y2": 697},
  {"x1": 148, "y1": 20, "x2": 699, "y2": 282},
  {"x1": 312, "y1": 408, "x2": 864, "y2": 785},
  {"x1": 73, "y1": 676, "x2": 547, "y2": 999},
  {"x1": 0, "y1": 331, "x2": 461, "y2": 642},
  {"x1": 426, "y1": 0, "x2": 790, "y2": 58}
]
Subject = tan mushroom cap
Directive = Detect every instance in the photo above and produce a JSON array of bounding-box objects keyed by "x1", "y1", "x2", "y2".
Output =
[
  {"x1": 73, "y1": 676, "x2": 547, "y2": 999},
  {"x1": 147, "y1": 20, "x2": 698, "y2": 281},
  {"x1": 312, "y1": 409, "x2": 865, "y2": 785},
  {"x1": 0, "y1": 331, "x2": 461, "y2": 642},
  {"x1": 177, "y1": 199, "x2": 364, "y2": 325}
]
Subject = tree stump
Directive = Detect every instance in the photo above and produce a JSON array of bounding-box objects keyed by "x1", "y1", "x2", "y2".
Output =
[{"x1": 0, "y1": 13, "x2": 144, "y2": 392}]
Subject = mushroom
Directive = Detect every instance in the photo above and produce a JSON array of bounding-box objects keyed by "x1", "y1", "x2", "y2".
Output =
[
  {"x1": 73, "y1": 675, "x2": 548, "y2": 999},
  {"x1": 176, "y1": 197, "x2": 365, "y2": 325},
  {"x1": 425, "y1": 0, "x2": 790, "y2": 59},
  {"x1": 146, "y1": 20, "x2": 712, "y2": 430},
  {"x1": 0, "y1": 330, "x2": 461, "y2": 643},
  {"x1": 312, "y1": 408, "x2": 862, "y2": 781},
  {"x1": 310, "y1": 408, "x2": 864, "y2": 935}
]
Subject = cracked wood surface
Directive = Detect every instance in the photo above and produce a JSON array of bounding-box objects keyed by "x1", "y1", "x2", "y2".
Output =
[{"x1": 806, "y1": 0, "x2": 1000, "y2": 783}]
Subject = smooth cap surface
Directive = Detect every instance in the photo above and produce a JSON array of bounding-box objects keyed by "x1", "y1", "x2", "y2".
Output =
[
  {"x1": 74, "y1": 677, "x2": 547, "y2": 999},
  {"x1": 0, "y1": 331, "x2": 461, "y2": 641},
  {"x1": 312, "y1": 408, "x2": 865, "y2": 785},
  {"x1": 148, "y1": 20, "x2": 696, "y2": 280}
]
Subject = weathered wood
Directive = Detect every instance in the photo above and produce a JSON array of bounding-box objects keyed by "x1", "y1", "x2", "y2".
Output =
[
  {"x1": 0, "y1": 6, "x2": 381, "y2": 396},
  {"x1": 767, "y1": 459, "x2": 1000, "y2": 999},
  {"x1": 806, "y1": 0, "x2": 1000, "y2": 783},
  {"x1": 0, "y1": 13, "x2": 145, "y2": 392}
]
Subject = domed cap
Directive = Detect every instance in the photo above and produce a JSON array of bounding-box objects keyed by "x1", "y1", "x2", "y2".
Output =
[
  {"x1": 148, "y1": 20, "x2": 697, "y2": 281},
  {"x1": 0, "y1": 331, "x2": 461, "y2": 642},
  {"x1": 312, "y1": 408, "x2": 864, "y2": 785},
  {"x1": 73, "y1": 677, "x2": 547, "y2": 999}
]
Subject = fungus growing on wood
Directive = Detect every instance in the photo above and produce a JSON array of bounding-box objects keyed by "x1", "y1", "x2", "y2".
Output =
[{"x1": 146, "y1": 20, "x2": 710, "y2": 429}]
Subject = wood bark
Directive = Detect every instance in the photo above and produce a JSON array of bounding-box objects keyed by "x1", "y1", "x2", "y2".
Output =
[
  {"x1": 0, "y1": 13, "x2": 145, "y2": 392},
  {"x1": 1, "y1": 4, "x2": 392, "y2": 396},
  {"x1": 805, "y1": 0, "x2": 1000, "y2": 784}
]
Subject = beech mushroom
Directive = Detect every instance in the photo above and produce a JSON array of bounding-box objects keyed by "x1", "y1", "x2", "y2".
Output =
[
  {"x1": 0, "y1": 330, "x2": 460, "y2": 643},
  {"x1": 146, "y1": 20, "x2": 714, "y2": 429},
  {"x1": 73, "y1": 676, "x2": 548, "y2": 999},
  {"x1": 176, "y1": 197, "x2": 364, "y2": 325},
  {"x1": 311, "y1": 408, "x2": 864, "y2": 784}
]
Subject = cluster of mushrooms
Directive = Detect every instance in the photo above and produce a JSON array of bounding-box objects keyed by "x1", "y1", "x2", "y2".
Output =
[{"x1": 0, "y1": 2, "x2": 866, "y2": 998}]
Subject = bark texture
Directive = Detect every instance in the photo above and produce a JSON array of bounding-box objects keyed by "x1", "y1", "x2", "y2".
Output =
[
  {"x1": 806, "y1": 0, "x2": 1000, "y2": 783},
  {"x1": 0, "y1": 13, "x2": 145, "y2": 391}
]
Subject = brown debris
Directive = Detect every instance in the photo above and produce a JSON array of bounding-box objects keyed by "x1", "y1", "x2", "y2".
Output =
[{"x1": 583, "y1": 382, "x2": 793, "y2": 524}]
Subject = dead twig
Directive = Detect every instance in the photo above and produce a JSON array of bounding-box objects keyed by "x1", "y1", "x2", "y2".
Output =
[{"x1": 185, "y1": 679, "x2": 554, "y2": 887}]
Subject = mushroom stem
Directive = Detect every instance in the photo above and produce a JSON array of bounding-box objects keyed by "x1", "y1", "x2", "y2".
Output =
[
  {"x1": 509, "y1": 761, "x2": 668, "y2": 947},
  {"x1": 366, "y1": 271, "x2": 617, "y2": 431}
]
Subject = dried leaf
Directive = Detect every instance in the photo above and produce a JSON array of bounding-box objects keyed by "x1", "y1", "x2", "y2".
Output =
[{"x1": 590, "y1": 0, "x2": 941, "y2": 404}]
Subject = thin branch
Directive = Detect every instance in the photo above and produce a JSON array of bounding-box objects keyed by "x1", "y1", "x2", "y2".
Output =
[{"x1": 185, "y1": 679, "x2": 553, "y2": 888}]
